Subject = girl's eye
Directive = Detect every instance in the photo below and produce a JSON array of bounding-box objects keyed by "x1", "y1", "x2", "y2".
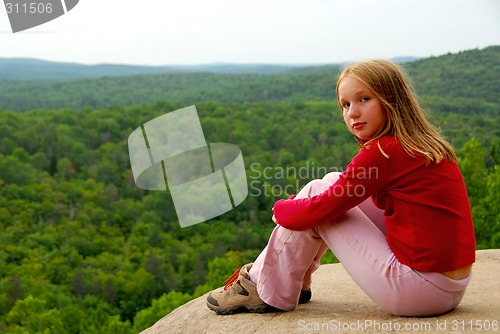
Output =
[
  {"x1": 360, "y1": 97, "x2": 370, "y2": 102},
  {"x1": 343, "y1": 102, "x2": 351, "y2": 108}
]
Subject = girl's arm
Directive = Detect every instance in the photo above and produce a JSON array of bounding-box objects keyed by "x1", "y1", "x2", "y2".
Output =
[{"x1": 272, "y1": 141, "x2": 390, "y2": 230}]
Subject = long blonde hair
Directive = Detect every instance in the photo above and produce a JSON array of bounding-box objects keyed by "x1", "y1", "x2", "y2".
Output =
[{"x1": 336, "y1": 59, "x2": 456, "y2": 164}]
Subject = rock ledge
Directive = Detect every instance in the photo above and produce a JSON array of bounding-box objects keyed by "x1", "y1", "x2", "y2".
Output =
[{"x1": 142, "y1": 250, "x2": 500, "y2": 334}]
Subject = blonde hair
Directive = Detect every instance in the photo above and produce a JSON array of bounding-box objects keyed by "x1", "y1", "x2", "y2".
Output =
[{"x1": 336, "y1": 59, "x2": 456, "y2": 164}]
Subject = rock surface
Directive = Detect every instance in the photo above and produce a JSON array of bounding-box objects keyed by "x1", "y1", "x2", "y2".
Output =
[{"x1": 141, "y1": 250, "x2": 500, "y2": 334}]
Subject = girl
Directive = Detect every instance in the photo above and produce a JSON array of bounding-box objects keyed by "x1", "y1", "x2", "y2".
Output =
[{"x1": 206, "y1": 59, "x2": 476, "y2": 317}]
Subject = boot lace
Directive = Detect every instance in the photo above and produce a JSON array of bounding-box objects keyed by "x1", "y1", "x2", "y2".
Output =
[{"x1": 223, "y1": 265, "x2": 241, "y2": 290}]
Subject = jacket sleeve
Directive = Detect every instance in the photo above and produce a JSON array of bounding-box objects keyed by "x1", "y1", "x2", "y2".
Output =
[{"x1": 273, "y1": 142, "x2": 389, "y2": 230}]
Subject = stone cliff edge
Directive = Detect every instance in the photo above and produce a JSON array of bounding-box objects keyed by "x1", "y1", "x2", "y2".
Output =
[{"x1": 142, "y1": 249, "x2": 500, "y2": 334}]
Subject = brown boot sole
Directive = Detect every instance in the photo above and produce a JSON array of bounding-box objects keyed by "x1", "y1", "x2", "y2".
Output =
[{"x1": 206, "y1": 299, "x2": 280, "y2": 315}]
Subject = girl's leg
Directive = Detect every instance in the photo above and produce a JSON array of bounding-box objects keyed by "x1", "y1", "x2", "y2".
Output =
[
  {"x1": 249, "y1": 178, "x2": 332, "y2": 310},
  {"x1": 293, "y1": 172, "x2": 385, "y2": 292},
  {"x1": 249, "y1": 172, "x2": 380, "y2": 310}
]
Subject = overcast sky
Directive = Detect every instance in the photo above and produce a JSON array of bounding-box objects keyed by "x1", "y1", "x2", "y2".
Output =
[{"x1": 0, "y1": 0, "x2": 499, "y2": 65}]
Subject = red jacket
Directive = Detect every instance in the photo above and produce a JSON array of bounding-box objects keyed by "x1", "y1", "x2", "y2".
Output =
[{"x1": 273, "y1": 136, "x2": 476, "y2": 272}]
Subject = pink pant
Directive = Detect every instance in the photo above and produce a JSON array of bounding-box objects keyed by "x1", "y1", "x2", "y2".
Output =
[{"x1": 249, "y1": 172, "x2": 471, "y2": 316}]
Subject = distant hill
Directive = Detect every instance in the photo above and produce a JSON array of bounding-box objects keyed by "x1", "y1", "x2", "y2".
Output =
[
  {"x1": 405, "y1": 46, "x2": 500, "y2": 105},
  {"x1": 0, "y1": 46, "x2": 497, "y2": 113},
  {"x1": 0, "y1": 57, "x2": 420, "y2": 81},
  {"x1": 0, "y1": 58, "x2": 304, "y2": 80},
  {"x1": 0, "y1": 58, "x2": 174, "y2": 80}
]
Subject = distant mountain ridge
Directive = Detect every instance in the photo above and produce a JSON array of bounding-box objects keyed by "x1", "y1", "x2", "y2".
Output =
[
  {"x1": 0, "y1": 46, "x2": 497, "y2": 113},
  {"x1": 0, "y1": 56, "x2": 420, "y2": 81},
  {"x1": 0, "y1": 58, "x2": 301, "y2": 80}
]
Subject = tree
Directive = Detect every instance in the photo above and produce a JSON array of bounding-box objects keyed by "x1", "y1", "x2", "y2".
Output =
[
  {"x1": 132, "y1": 291, "x2": 193, "y2": 333},
  {"x1": 71, "y1": 268, "x2": 87, "y2": 297},
  {"x1": 6, "y1": 275, "x2": 23, "y2": 310},
  {"x1": 6, "y1": 295, "x2": 65, "y2": 333}
]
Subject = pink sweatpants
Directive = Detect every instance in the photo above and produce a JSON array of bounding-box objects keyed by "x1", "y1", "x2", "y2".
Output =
[{"x1": 249, "y1": 172, "x2": 471, "y2": 316}]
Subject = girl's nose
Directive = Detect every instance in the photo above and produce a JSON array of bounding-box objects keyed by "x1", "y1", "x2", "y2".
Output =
[{"x1": 347, "y1": 105, "x2": 360, "y2": 118}]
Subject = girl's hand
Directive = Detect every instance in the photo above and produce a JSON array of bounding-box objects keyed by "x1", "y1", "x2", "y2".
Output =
[{"x1": 271, "y1": 206, "x2": 279, "y2": 224}]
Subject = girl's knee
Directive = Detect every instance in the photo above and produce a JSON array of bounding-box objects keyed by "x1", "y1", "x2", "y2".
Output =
[
  {"x1": 305, "y1": 179, "x2": 329, "y2": 195},
  {"x1": 322, "y1": 172, "x2": 342, "y2": 184},
  {"x1": 296, "y1": 172, "x2": 341, "y2": 198},
  {"x1": 297, "y1": 179, "x2": 331, "y2": 198}
]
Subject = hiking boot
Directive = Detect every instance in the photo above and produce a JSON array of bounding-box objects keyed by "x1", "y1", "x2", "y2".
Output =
[{"x1": 206, "y1": 263, "x2": 276, "y2": 315}]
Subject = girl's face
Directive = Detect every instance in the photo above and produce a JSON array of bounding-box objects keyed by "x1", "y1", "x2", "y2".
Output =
[{"x1": 338, "y1": 75, "x2": 387, "y2": 141}]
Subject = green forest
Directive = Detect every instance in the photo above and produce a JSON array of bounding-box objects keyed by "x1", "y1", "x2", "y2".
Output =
[{"x1": 0, "y1": 46, "x2": 499, "y2": 333}]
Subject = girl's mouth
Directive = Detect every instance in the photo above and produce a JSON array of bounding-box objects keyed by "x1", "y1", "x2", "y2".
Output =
[{"x1": 352, "y1": 122, "x2": 366, "y2": 130}]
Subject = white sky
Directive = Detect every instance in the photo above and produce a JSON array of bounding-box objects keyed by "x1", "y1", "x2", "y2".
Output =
[{"x1": 0, "y1": 0, "x2": 499, "y2": 65}]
